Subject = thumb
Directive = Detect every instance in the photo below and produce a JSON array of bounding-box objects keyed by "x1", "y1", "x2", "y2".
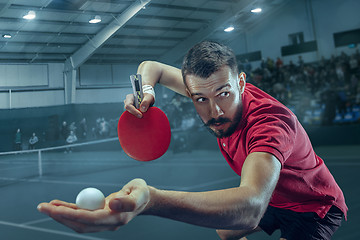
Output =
[
  {"x1": 109, "y1": 182, "x2": 150, "y2": 213},
  {"x1": 109, "y1": 193, "x2": 136, "y2": 212},
  {"x1": 140, "y1": 93, "x2": 155, "y2": 113}
]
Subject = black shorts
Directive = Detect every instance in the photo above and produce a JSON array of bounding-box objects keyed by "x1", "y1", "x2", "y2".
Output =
[{"x1": 258, "y1": 205, "x2": 344, "y2": 240}]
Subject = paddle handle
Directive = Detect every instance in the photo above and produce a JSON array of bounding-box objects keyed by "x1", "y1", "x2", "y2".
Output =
[{"x1": 130, "y1": 74, "x2": 143, "y2": 109}]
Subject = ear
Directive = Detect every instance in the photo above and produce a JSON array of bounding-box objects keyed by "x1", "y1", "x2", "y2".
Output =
[{"x1": 238, "y1": 72, "x2": 246, "y2": 94}]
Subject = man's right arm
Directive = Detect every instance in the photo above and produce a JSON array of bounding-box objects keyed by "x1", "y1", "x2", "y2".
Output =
[
  {"x1": 124, "y1": 61, "x2": 187, "y2": 117},
  {"x1": 137, "y1": 61, "x2": 187, "y2": 96}
]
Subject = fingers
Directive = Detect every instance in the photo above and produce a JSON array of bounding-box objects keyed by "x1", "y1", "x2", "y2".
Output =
[
  {"x1": 37, "y1": 179, "x2": 150, "y2": 233},
  {"x1": 109, "y1": 191, "x2": 148, "y2": 212},
  {"x1": 124, "y1": 94, "x2": 142, "y2": 118},
  {"x1": 38, "y1": 202, "x2": 78, "y2": 218},
  {"x1": 50, "y1": 200, "x2": 78, "y2": 209},
  {"x1": 124, "y1": 93, "x2": 155, "y2": 118},
  {"x1": 38, "y1": 202, "x2": 124, "y2": 233},
  {"x1": 139, "y1": 93, "x2": 155, "y2": 113},
  {"x1": 109, "y1": 179, "x2": 150, "y2": 213},
  {"x1": 37, "y1": 200, "x2": 79, "y2": 217},
  {"x1": 39, "y1": 202, "x2": 105, "y2": 222},
  {"x1": 54, "y1": 211, "x2": 124, "y2": 233},
  {"x1": 38, "y1": 202, "x2": 115, "y2": 225},
  {"x1": 109, "y1": 195, "x2": 132, "y2": 212},
  {"x1": 124, "y1": 178, "x2": 147, "y2": 189}
]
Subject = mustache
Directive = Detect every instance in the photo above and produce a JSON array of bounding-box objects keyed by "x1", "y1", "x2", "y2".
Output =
[{"x1": 205, "y1": 117, "x2": 231, "y2": 127}]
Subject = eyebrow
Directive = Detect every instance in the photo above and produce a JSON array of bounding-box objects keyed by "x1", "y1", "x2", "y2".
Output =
[{"x1": 190, "y1": 83, "x2": 231, "y2": 96}]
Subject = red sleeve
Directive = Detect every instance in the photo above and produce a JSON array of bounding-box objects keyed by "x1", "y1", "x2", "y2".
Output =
[{"x1": 246, "y1": 113, "x2": 297, "y2": 166}]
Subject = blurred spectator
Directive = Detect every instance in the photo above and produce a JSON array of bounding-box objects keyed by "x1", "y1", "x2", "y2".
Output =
[
  {"x1": 349, "y1": 54, "x2": 358, "y2": 74},
  {"x1": 288, "y1": 60, "x2": 296, "y2": 74},
  {"x1": 260, "y1": 58, "x2": 266, "y2": 69},
  {"x1": 14, "y1": 128, "x2": 22, "y2": 151},
  {"x1": 266, "y1": 57, "x2": 274, "y2": 72},
  {"x1": 66, "y1": 130, "x2": 78, "y2": 144},
  {"x1": 329, "y1": 55, "x2": 337, "y2": 69},
  {"x1": 91, "y1": 126, "x2": 97, "y2": 139},
  {"x1": 78, "y1": 118, "x2": 88, "y2": 140},
  {"x1": 65, "y1": 130, "x2": 78, "y2": 153},
  {"x1": 335, "y1": 63, "x2": 345, "y2": 82},
  {"x1": 69, "y1": 121, "x2": 77, "y2": 134},
  {"x1": 60, "y1": 121, "x2": 69, "y2": 141},
  {"x1": 172, "y1": 110, "x2": 198, "y2": 153},
  {"x1": 29, "y1": 133, "x2": 39, "y2": 150},
  {"x1": 108, "y1": 118, "x2": 119, "y2": 137},
  {"x1": 350, "y1": 74, "x2": 359, "y2": 100},
  {"x1": 319, "y1": 56, "x2": 328, "y2": 70},
  {"x1": 336, "y1": 86, "x2": 348, "y2": 117},
  {"x1": 272, "y1": 82, "x2": 288, "y2": 104},
  {"x1": 166, "y1": 94, "x2": 186, "y2": 129},
  {"x1": 355, "y1": 85, "x2": 360, "y2": 105},
  {"x1": 98, "y1": 118, "x2": 110, "y2": 138},
  {"x1": 321, "y1": 89, "x2": 338, "y2": 125},
  {"x1": 297, "y1": 55, "x2": 304, "y2": 69},
  {"x1": 339, "y1": 51, "x2": 349, "y2": 63},
  {"x1": 275, "y1": 57, "x2": 283, "y2": 70}
]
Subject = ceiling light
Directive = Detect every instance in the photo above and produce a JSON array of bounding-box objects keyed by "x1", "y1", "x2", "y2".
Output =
[
  {"x1": 89, "y1": 15, "x2": 101, "y2": 24},
  {"x1": 251, "y1": 8, "x2": 262, "y2": 13},
  {"x1": 2, "y1": 34, "x2": 12, "y2": 39},
  {"x1": 224, "y1": 26, "x2": 235, "y2": 32},
  {"x1": 23, "y1": 10, "x2": 36, "y2": 20}
]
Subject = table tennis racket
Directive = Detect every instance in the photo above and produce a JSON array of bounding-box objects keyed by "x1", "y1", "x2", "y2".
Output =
[{"x1": 117, "y1": 74, "x2": 171, "y2": 161}]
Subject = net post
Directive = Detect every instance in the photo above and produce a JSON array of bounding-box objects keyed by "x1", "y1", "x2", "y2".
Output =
[{"x1": 38, "y1": 150, "x2": 43, "y2": 177}]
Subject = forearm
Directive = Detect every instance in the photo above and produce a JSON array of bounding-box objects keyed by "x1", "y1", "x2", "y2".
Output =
[
  {"x1": 141, "y1": 153, "x2": 280, "y2": 230},
  {"x1": 142, "y1": 186, "x2": 266, "y2": 230},
  {"x1": 137, "y1": 61, "x2": 188, "y2": 97}
]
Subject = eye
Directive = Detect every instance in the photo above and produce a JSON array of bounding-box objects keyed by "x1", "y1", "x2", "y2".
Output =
[
  {"x1": 219, "y1": 92, "x2": 230, "y2": 98},
  {"x1": 196, "y1": 97, "x2": 207, "y2": 103}
]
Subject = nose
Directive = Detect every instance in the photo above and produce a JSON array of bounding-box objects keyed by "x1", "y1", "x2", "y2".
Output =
[{"x1": 209, "y1": 100, "x2": 224, "y2": 118}]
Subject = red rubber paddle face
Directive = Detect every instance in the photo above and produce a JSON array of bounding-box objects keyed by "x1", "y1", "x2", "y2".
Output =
[{"x1": 117, "y1": 107, "x2": 171, "y2": 161}]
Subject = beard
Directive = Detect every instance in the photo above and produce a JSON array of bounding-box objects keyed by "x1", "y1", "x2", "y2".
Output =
[{"x1": 202, "y1": 107, "x2": 242, "y2": 138}]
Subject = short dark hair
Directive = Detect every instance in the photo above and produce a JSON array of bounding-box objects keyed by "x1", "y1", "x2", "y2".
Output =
[{"x1": 181, "y1": 41, "x2": 239, "y2": 84}]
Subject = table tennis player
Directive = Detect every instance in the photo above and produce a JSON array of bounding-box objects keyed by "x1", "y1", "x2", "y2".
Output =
[{"x1": 38, "y1": 41, "x2": 347, "y2": 240}]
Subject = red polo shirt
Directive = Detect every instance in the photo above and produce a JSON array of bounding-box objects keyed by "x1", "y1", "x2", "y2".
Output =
[{"x1": 218, "y1": 83, "x2": 347, "y2": 219}]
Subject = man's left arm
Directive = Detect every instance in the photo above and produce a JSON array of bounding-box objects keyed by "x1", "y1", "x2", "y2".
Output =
[
  {"x1": 37, "y1": 152, "x2": 281, "y2": 233},
  {"x1": 143, "y1": 152, "x2": 281, "y2": 230},
  {"x1": 215, "y1": 152, "x2": 281, "y2": 239}
]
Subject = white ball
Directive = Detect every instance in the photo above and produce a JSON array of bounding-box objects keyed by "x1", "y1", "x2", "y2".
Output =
[{"x1": 76, "y1": 187, "x2": 105, "y2": 210}]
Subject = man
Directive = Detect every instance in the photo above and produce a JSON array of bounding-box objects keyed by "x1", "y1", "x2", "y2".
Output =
[
  {"x1": 65, "y1": 130, "x2": 78, "y2": 153},
  {"x1": 38, "y1": 41, "x2": 347, "y2": 239},
  {"x1": 28, "y1": 132, "x2": 39, "y2": 150},
  {"x1": 60, "y1": 121, "x2": 69, "y2": 141},
  {"x1": 14, "y1": 128, "x2": 22, "y2": 151}
]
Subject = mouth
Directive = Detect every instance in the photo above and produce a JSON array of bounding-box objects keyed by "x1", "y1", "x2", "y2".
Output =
[
  {"x1": 205, "y1": 118, "x2": 230, "y2": 129},
  {"x1": 211, "y1": 122, "x2": 228, "y2": 130}
]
